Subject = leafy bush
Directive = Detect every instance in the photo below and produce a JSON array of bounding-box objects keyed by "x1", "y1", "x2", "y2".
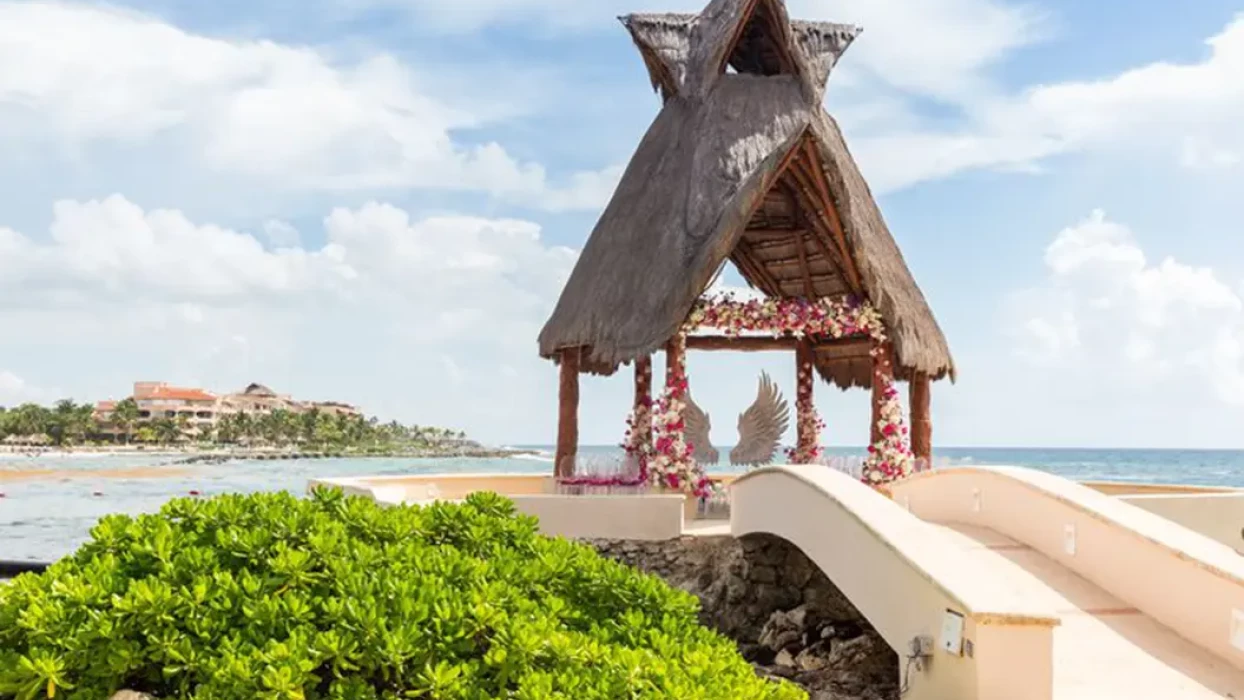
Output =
[{"x1": 0, "y1": 489, "x2": 804, "y2": 699}]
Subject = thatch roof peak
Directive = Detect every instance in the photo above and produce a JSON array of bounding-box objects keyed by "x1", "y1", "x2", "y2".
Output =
[
  {"x1": 620, "y1": 2, "x2": 861, "y2": 101},
  {"x1": 540, "y1": 0, "x2": 954, "y2": 389}
]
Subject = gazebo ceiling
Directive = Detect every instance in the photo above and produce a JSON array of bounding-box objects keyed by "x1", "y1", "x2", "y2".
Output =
[{"x1": 730, "y1": 136, "x2": 862, "y2": 302}]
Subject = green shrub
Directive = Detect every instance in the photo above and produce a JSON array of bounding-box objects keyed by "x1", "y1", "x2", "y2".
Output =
[{"x1": 0, "y1": 489, "x2": 804, "y2": 700}]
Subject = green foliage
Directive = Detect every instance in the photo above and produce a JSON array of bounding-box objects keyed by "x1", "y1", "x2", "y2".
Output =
[
  {"x1": 0, "y1": 490, "x2": 803, "y2": 700},
  {"x1": 0, "y1": 399, "x2": 466, "y2": 451}
]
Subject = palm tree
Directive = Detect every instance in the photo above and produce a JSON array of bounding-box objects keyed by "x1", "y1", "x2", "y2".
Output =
[
  {"x1": 153, "y1": 417, "x2": 181, "y2": 445},
  {"x1": 113, "y1": 398, "x2": 140, "y2": 445}
]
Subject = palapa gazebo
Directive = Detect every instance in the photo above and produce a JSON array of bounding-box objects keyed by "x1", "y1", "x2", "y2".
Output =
[{"x1": 538, "y1": 0, "x2": 954, "y2": 481}]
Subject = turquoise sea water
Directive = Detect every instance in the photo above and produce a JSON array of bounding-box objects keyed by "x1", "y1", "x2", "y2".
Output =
[{"x1": 3, "y1": 446, "x2": 1244, "y2": 562}]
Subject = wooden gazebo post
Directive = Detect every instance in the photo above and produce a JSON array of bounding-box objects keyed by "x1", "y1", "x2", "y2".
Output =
[
  {"x1": 555, "y1": 347, "x2": 580, "y2": 478},
  {"x1": 910, "y1": 372, "x2": 932, "y2": 464},
  {"x1": 869, "y1": 339, "x2": 893, "y2": 446},
  {"x1": 795, "y1": 339, "x2": 816, "y2": 459},
  {"x1": 634, "y1": 356, "x2": 653, "y2": 452}
]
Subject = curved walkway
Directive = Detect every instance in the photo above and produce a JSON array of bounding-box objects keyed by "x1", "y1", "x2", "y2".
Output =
[{"x1": 731, "y1": 465, "x2": 1244, "y2": 700}]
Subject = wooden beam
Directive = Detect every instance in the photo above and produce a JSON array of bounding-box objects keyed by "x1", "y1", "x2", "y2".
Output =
[
  {"x1": 814, "y1": 337, "x2": 872, "y2": 361},
  {"x1": 686, "y1": 335, "x2": 796, "y2": 351},
  {"x1": 870, "y1": 339, "x2": 894, "y2": 446},
  {"x1": 665, "y1": 337, "x2": 686, "y2": 384},
  {"x1": 726, "y1": 131, "x2": 808, "y2": 298},
  {"x1": 687, "y1": 335, "x2": 871, "y2": 353},
  {"x1": 795, "y1": 339, "x2": 816, "y2": 458},
  {"x1": 634, "y1": 356, "x2": 653, "y2": 451},
  {"x1": 729, "y1": 251, "x2": 775, "y2": 296},
  {"x1": 555, "y1": 348, "x2": 580, "y2": 478},
  {"x1": 745, "y1": 228, "x2": 808, "y2": 240},
  {"x1": 793, "y1": 232, "x2": 816, "y2": 298},
  {"x1": 733, "y1": 239, "x2": 785, "y2": 296},
  {"x1": 910, "y1": 372, "x2": 932, "y2": 465},
  {"x1": 779, "y1": 172, "x2": 846, "y2": 281},
  {"x1": 785, "y1": 162, "x2": 854, "y2": 284},
  {"x1": 799, "y1": 141, "x2": 864, "y2": 294}
]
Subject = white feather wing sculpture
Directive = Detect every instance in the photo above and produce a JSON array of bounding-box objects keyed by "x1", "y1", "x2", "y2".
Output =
[
  {"x1": 729, "y1": 372, "x2": 790, "y2": 467},
  {"x1": 683, "y1": 392, "x2": 719, "y2": 466}
]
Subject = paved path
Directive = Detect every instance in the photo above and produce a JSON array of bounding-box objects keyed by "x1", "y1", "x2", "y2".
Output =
[{"x1": 932, "y1": 523, "x2": 1244, "y2": 699}]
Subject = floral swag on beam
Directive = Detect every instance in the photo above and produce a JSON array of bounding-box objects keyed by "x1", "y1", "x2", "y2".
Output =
[{"x1": 612, "y1": 295, "x2": 918, "y2": 494}]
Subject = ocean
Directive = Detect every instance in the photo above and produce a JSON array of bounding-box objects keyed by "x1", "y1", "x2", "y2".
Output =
[{"x1": 3, "y1": 446, "x2": 1244, "y2": 562}]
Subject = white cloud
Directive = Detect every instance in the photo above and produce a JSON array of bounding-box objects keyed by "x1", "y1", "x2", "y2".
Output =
[
  {"x1": 854, "y1": 14, "x2": 1244, "y2": 192},
  {"x1": 0, "y1": 371, "x2": 57, "y2": 407},
  {"x1": 1013, "y1": 210, "x2": 1244, "y2": 407},
  {"x1": 0, "y1": 1, "x2": 614, "y2": 211},
  {"x1": 356, "y1": 0, "x2": 1042, "y2": 104},
  {"x1": 0, "y1": 196, "x2": 579, "y2": 440}
]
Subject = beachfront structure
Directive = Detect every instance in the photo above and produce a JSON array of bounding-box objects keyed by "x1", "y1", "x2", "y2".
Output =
[
  {"x1": 90, "y1": 381, "x2": 362, "y2": 439},
  {"x1": 219, "y1": 383, "x2": 301, "y2": 416},
  {"x1": 538, "y1": 0, "x2": 954, "y2": 477}
]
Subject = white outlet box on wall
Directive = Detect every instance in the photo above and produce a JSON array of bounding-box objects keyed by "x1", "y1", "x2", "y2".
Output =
[
  {"x1": 940, "y1": 609, "x2": 965, "y2": 656},
  {"x1": 1064, "y1": 524, "x2": 1077, "y2": 556},
  {"x1": 971, "y1": 489, "x2": 981, "y2": 512}
]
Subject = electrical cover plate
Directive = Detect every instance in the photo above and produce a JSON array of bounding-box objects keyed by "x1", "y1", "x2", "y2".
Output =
[
  {"x1": 972, "y1": 488, "x2": 981, "y2": 512},
  {"x1": 940, "y1": 609, "x2": 965, "y2": 656},
  {"x1": 1064, "y1": 524, "x2": 1077, "y2": 556}
]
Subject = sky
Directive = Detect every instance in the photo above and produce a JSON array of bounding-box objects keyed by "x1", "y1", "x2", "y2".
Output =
[{"x1": 2, "y1": 0, "x2": 1244, "y2": 449}]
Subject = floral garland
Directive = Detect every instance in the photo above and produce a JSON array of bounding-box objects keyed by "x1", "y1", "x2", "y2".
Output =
[
  {"x1": 621, "y1": 398, "x2": 653, "y2": 465},
  {"x1": 646, "y1": 334, "x2": 712, "y2": 497},
  {"x1": 785, "y1": 399, "x2": 826, "y2": 463},
  {"x1": 597, "y1": 294, "x2": 916, "y2": 491},
  {"x1": 861, "y1": 352, "x2": 915, "y2": 485},
  {"x1": 785, "y1": 355, "x2": 824, "y2": 463},
  {"x1": 689, "y1": 293, "x2": 914, "y2": 486},
  {"x1": 685, "y1": 294, "x2": 886, "y2": 342}
]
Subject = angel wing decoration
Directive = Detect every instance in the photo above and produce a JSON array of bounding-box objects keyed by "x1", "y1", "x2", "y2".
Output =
[
  {"x1": 729, "y1": 372, "x2": 790, "y2": 467},
  {"x1": 683, "y1": 392, "x2": 720, "y2": 466}
]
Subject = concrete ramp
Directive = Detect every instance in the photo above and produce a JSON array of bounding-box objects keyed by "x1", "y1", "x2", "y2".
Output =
[
  {"x1": 890, "y1": 467, "x2": 1244, "y2": 699},
  {"x1": 731, "y1": 466, "x2": 1060, "y2": 700}
]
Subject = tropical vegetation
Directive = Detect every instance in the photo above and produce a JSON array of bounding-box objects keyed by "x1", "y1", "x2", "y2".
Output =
[
  {"x1": 0, "y1": 399, "x2": 469, "y2": 451},
  {"x1": 0, "y1": 489, "x2": 801, "y2": 699}
]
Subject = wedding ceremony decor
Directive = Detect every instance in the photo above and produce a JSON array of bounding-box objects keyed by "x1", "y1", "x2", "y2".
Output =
[{"x1": 537, "y1": 0, "x2": 955, "y2": 505}]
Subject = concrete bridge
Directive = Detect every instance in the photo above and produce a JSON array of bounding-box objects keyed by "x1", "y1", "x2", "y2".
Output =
[{"x1": 732, "y1": 465, "x2": 1244, "y2": 699}]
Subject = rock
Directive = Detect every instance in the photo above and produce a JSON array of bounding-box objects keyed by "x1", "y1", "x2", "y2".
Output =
[
  {"x1": 750, "y1": 564, "x2": 778, "y2": 583},
  {"x1": 758, "y1": 609, "x2": 803, "y2": 652},
  {"x1": 111, "y1": 692, "x2": 156, "y2": 700},
  {"x1": 581, "y1": 533, "x2": 897, "y2": 699},
  {"x1": 795, "y1": 642, "x2": 830, "y2": 672}
]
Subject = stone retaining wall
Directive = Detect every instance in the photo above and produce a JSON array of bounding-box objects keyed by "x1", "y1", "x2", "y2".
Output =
[{"x1": 584, "y1": 533, "x2": 898, "y2": 700}]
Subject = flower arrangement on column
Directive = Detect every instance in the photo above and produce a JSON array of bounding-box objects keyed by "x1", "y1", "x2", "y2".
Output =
[
  {"x1": 647, "y1": 333, "x2": 712, "y2": 497},
  {"x1": 861, "y1": 345, "x2": 915, "y2": 486},
  {"x1": 785, "y1": 358, "x2": 825, "y2": 463},
  {"x1": 621, "y1": 396, "x2": 653, "y2": 467}
]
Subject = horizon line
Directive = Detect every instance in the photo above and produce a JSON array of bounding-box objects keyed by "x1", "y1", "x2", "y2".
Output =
[{"x1": 504, "y1": 444, "x2": 1244, "y2": 453}]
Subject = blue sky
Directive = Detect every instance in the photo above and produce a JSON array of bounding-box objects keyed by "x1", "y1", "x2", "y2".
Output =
[{"x1": 2, "y1": 0, "x2": 1244, "y2": 449}]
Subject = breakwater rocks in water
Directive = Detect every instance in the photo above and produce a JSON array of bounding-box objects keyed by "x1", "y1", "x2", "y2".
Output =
[
  {"x1": 585, "y1": 534, "x2": 898, "y2": 700},
  {"x1": 173, "y1": 448, "x2": 534, "y2": 465}
]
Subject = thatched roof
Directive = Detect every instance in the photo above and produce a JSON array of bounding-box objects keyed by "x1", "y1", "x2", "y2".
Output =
[{"x1": 539, "y1": 0, "x2": 954, "y2": 389}]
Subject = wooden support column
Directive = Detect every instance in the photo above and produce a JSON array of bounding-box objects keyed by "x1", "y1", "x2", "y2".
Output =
[
  {"x1": 633, "y1": 356, "x2": 653, "y2": 451},
  {"x1": 870, "y1": 340, "x2": 894, "y2": 447},
  {"x1": 665, "y1": 336, "x2": 685, "y2": 386},
  {"x1": 910, "y1": 372, "x2": 932, "y2": 465},
  {"x1": 795, "y1": 339, "x2": 816, "y2": 458},
  {"x1": 555, "y1": 348, "x2": 580, "y2": 478}
]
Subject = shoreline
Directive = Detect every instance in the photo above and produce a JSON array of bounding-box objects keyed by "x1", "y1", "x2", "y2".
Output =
[{"x1": 0, "y1": 445, "x2": 539, "y2": 461}]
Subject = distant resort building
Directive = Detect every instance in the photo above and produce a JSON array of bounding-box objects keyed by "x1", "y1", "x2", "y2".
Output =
[{"x1": 92, "y1": 381, "x2": 361, "y2": 437}]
